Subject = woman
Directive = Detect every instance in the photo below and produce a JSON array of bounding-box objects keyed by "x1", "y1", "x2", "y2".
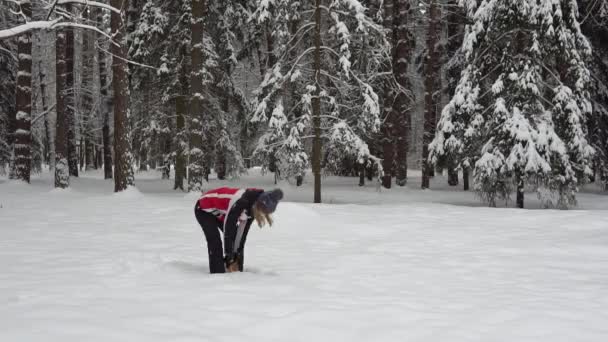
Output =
[{"x1": 194, "y1": 187, "x2": 283, "y2": 273}]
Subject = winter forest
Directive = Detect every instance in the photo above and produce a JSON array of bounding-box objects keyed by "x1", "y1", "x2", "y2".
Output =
[
  {"x1": 2, "y1": 1, "x2": 608, "y2": 340},
  {"x1": 0, "y1": 0, "x2": 606, "y2": 208}
]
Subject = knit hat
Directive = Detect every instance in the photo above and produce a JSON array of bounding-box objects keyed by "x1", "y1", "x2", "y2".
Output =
[{"x1": 257, "y1": 189, "x2": 284, "y2": 213}]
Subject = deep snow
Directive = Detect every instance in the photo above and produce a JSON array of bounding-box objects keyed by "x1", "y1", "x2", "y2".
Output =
[{"x1": 1, "y1": 169, "x2": 608, "y2": 341}]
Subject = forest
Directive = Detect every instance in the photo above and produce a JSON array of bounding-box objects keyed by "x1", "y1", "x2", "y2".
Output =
[{"x1": 1, "y1": 0, "x2": 607, "y2": 208}]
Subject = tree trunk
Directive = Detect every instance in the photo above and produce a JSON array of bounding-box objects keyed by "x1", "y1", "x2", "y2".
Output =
[
  {"x1": 463, "y1": 167, "x2": 469, "y2": 191},
  {"x1": 82, "y1": 9, "x2": 95, "y2": 172},
  {"x1": 13, "y1": 1, "x2": 32, "y2": 183},
  {"x1": 448, "y1": 167, "x2": 459, "y2": 186},
  {"x1": 174, "y1": 95, "x2": 186, "y2": 190},
  {"x1": 162, "y1": 115, "x2": 172, "y2": 180},
  {"x1": 381, "y1": 0, "x2": 395, "y2": 189},
  {"x1": 55, "y1": 27, "x2": 69, "y2": 188},
  {"x1": 516, "y1": 172, "x2": 524, "y2": 208},
  {"x1": 359, "y1": 161, "x2": 365, "y2": 186},
  {"x1": 64, "y1": 5, "x2": 78, "y2": 177},
  {"x1": 98, "y1": 8, "x2": 112, "y2": 179},
  {"x1": 312, "y1": 0, "x2": 322, "y2": 203},
  {"x1": 421, "y1": 0, "x2": 440, "y2": 189},
  {"x1": 393, "y1": 0, "x2": 410, "y2": 186},
  {"x1": 38, "y1": 62, "x2": 53, "y2": 170},
  {"x1": 85, "y1": 136, "x2": 94, "y2": 170},
  {"x1": 216, "y1": 99, "x2": 228, "y2": 181},
  {"x1": 111, "y1": 0, "x2": 134, "y2": 192},
  {"x1": 188, "y1": 0, "x2": 207, "y2": 192},
  {"x1": 79, "y1": 137, "x2": 85, "y2": 170}
]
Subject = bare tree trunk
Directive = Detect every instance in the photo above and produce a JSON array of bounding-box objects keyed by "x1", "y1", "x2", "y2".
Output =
[
  {"x1": 63, "y1": 4, "x2": 78, "y2": 177},
  {"x1": 55, "y1": 26, "x2": 69, "y2": 188},
  {"x1": 216, "y1": 97, "x2": 228, "y2": 180},
  {"x1": 81, "y1": 8, "x2": 95, "y2": 172},
  {"x1": 463, "y1": 167, "x2": 470, "y2": 191},
  {"x1": 312, "y1": 0, "x2": 322, "y2": 203},
  {"x1": 37, "y1": 61, "x2": 53, "y2": 170},
  {"x1": 97, "y1": 8, "x2": 112, "y2": 179},
  {"x1": 13, "y1": 1, "x2": 32, "y2": 182},
  {"x1": 393, "y1": 0, "x2": 411, "y2": 186},
  {"x1": 111, "y1": 0, "x2": 134, "y2": 192},
  {"x1": 162, "y1": 113, "x2": 172, "y2": 180},
  {"x1": 422, "y1": 0, "x2": 440, "y2": 189},
  {"x1": 516, "y1": 171, "x2": 524, "y2": 208},
  {"x1": 358, "y1": 161, "x2": 365, "y2": 186},
  {"x1": 381, "y1": 0, "x2": 396, "y2": 189},
  {"x1": 188, "y1": 0, "x2": 207, "y2": 192},
  {"x1": 79, "y1": 136, "x2": 85, "y2": 169},
  {"x1": 95, "y1": 10, "x2": 112, "y2": 179},
  {"x1": 174, "y1": 94, "x2": 186, "y2": 190}
]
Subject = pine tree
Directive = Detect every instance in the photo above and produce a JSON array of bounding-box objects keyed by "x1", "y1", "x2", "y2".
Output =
[
  {"x1": 0, "y1": 36, "x2": 15, "y2": 174},
  {"x1": 580, "y1": 0, "x2": 608, "y2": 190},
  {"x1": 444, "y1": 0, "x2": 465, "y2": 187},
  {"x1": 430, "y1": 0, "x2": 595, "y2": 208},
  {"x1": 13, "y1": 1, "x2": 33, "y2": 182},
  {"x1": 81, "y1": 7, "x2": 96, "y2": 171},
  {"x1": 64, "y1": 4, "x2": 79, "y2": 178},
  {"x1": 56, "y1": 19, "x2": 70, "y2": 188},
  {"x1": 0, "y1": 6, "x2": 17, "y2": 176},
  {"x1": 111, "y1": 0, "x2": 135, "y2": 191},
  {"x1": 252, "y1": 0, "x2": 390, "y2": 203},
  {"x1": 421, "y1": 0, "x2": 440, "y2": 189},
  {"x1": 188, "y1": 0, "x2": 207, "y2": 192},
  {"x1": 392, "y1": 0, "x2": 412, "y2": 187},
  {"x1": 98, "y1": 7, "x2": 113, "y2": 179}
]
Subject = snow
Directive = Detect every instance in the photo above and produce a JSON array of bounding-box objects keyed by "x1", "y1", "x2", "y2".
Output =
[
  {"x1": 0, "y1": 20, "x2": 60, "y2": 41},
  {"x1": 1, "y1": 169, "x2": 608, "y2": 341}
]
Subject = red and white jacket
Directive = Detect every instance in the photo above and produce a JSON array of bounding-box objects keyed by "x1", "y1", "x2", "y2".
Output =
[
  {"x1": 197, "y1": 187, "x2": 245, "y2": 223},
  {"x1": 197, "y1": 187, "x2": 265, "y2": 258}
]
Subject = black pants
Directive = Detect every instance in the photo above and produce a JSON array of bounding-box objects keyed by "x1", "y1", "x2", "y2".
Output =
[{"x1": 194, "y1": 204, "x2": 246, "y2": 273}]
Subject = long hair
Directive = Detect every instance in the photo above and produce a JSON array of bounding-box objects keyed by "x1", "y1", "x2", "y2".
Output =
[{"x1": 252, "y1": 201, "x2": 273, "y2": 228}]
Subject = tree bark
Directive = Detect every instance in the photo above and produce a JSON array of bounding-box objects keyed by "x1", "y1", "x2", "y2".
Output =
[
  {"x1": 82, "y1": 8, "x2": 95, "y2": 171},
  {"x1": 64, "y1": 4, "x2": 78, "y2": 177},
  {"x1": 174, "y1": 94, "x2": 186, "y2": 190},
  {"x1": 393, "y1": 0, "x2": 410, "y2": 186},
  {"x1": 312, "y1": 0, "x2": 322, "y2": 203},
  {"x1": 381, "y1": 0, "x2": 397, "y2": 189},
  {"x1": 97, "y1": 8, "x2": 113, "y2": 179},
  {"x1": 111, "y1": 0, "x2": 134, "y2": 192},
  {"x1": 188, "y1": 0, "x2": 207, "y2": 192},
  {"x1": 422, "y1": 0, "x2": 440, "y2": 189},
  {"x1": 13, "y1": 1, "x2": 32, "y2": 182},
  {"x1": 463, "y1": 167, "x2": 469, "y2": 191},
  {"x1": 516, "y1": 172, "x2": 524, "y2": 208},
  {"x1": 55, "y1": 27, "x2": 69, "y2": 188}
]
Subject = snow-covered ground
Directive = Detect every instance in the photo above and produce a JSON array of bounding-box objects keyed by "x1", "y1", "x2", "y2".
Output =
[{"x1": 1, "y1": 169, "x2": 608, "y2": 341}]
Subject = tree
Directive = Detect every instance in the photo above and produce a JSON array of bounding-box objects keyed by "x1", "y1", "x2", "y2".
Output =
[
  {"x1": 580, "y1": 0, "x2": 608, "y2": 190},
  {"x1": 188, "y1": 0, "x2": 207, "y2": 191},
  {"x1": 392, "y1": 0, "x2": 412, "y2": 187},
  {"x1": 421, "y1": 0, "x2": 440, "y2": 189},
  {"x1": 111, "y1": 0, "x2": 135, "y2": 191},
  {"x1": 97, "y1": 6, "x2": 112, "y2": 179},
  {"x1": 430, "y1": 0, "x2": 595, "y2": 208},
  {"x1": 252, "y1": 0, "x2": 390, "y2": 203},
  {"x1": 64, "y1": 4, "x2": 78, "y2": 177},
  {"x1": 13, "y1": 1, "x2": 33, "y2": 182},
  {"x1": 55, "y1": 15, "x2": 70, "y2": 188}
]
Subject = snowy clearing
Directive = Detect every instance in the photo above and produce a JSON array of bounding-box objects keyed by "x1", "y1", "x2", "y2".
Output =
[{"x1": 1, "y1": 170, "x2": 608, "y2": 341}]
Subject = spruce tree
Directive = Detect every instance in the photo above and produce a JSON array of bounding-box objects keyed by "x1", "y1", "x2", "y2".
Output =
[{"x1": 430, "y1": 0, "x2": 595, "y2": 208}]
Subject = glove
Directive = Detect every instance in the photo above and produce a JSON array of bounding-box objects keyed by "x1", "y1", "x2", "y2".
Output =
[{"x1": 224, "y1": 254, "x2": 239, "y2": 273}]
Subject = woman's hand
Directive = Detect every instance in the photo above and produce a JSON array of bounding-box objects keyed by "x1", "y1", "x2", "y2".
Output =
[{"x1": 225, "y1": 254, "x2": 240, "y2": 272}]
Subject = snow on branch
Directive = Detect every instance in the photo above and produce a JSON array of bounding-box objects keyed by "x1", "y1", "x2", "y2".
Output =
[
  {"x1": 55, "y1": 0, "x2": 121, "y2": 15},
  {"x1": 0, "y1": 19, "x2": 60, "y2": 40}
]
